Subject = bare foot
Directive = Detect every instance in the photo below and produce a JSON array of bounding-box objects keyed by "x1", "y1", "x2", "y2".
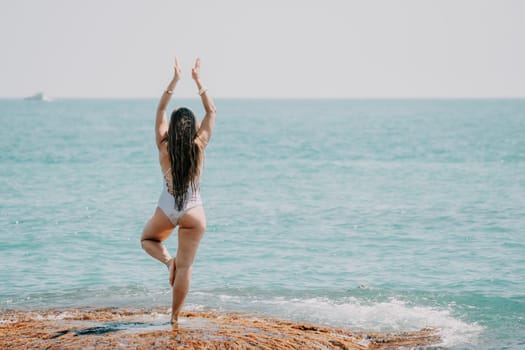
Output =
[
  {"x1": 167, "y1": 257, "x2": 177, "y2": 286},
  {"x1": 170, "y1": 316, "x2": 178, "y2": 327}
]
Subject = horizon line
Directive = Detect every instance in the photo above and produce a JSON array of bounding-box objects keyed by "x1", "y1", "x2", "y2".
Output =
[{"x1": 2, "y1": 96, "x2": 525, "y2": 100}]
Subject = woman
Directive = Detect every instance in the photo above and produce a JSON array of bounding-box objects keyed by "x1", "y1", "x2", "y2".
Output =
[{"x1": 141, "y1": 56, "x2": 216, "y2": 324}]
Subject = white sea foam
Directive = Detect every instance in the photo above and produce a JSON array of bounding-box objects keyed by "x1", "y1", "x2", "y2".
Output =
[
  {"x1": 275, "y1": 297, "x2": 483, "y2": 348},
  {"x1": 189, "y1": 293, "x2": 483, "y2": 348}
]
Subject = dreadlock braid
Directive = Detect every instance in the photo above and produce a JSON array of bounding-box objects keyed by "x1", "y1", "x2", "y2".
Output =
[{"x1": 165, "y1": 107, "x2": 202, "y2": 211}]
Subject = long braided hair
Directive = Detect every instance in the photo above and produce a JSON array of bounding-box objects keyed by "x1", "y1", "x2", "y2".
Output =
[{"x1": 163, "y1": 107, "x2": 202, "y2": 210}]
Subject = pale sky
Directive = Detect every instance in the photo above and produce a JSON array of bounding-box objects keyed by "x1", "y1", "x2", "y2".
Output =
[{"x1": 1, "y1": 0, "x2": 524, "y2": 98}]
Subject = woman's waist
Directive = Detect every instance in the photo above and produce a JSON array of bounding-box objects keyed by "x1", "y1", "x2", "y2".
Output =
[{"x1": 162, "y1": 183, "x2": 201, "y2": 197}]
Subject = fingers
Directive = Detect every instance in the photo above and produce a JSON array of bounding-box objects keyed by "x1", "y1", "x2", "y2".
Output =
[
  {"x1": 174, "y1": 56, "x2": 201, "y2": 68},
  {"x1": 172, "y1": 56, "x2": 201, "y2": 79},
  {"x1": 173, "y1": 56, "x2": 182, "y2": 81},
  {"x1": 191, "y1": 56, "x2": 201, "y2": 73}
]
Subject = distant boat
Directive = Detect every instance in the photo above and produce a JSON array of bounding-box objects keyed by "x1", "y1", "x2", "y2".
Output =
[{"x1": 24, "y1": 92, "x2": 52, "y2": 102}]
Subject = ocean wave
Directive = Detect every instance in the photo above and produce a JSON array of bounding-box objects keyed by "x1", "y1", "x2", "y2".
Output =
[{"x1": 189, "y1": 292, "x2": 483, "y2": 348}]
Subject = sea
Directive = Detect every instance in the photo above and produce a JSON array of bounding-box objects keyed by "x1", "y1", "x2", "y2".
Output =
[{"x1": 1, "y1": 98, "x2": 524, "y2": 349}]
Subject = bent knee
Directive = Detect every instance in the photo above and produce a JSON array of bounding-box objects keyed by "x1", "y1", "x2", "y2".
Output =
[{"x1": 140, "y1": 237, "x2": 160, "y2": 249}]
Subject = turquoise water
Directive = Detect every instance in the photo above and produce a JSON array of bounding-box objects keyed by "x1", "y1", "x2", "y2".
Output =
[{"x1": 1, "y1": 98, "x2": 524, "y2": 348}]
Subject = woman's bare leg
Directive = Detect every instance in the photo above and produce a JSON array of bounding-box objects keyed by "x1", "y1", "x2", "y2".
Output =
[
  {"x1": 171, "y1": 206, "x2": 206, "y2": 324},
  {"x1": 141, "y1": 207, "x2": 177, "y2": 283}
]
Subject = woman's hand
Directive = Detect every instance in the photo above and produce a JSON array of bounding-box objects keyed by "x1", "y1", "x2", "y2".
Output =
[
  {"x1": 191, "y1": 57, "x2": 201, "y2": 82},
  {"x1": 173, "y1": 57, "x2": 182, "y2": 82}
]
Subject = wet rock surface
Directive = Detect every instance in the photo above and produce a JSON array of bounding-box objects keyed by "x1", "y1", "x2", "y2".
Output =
[{"x1": 0, "y1": 307, "x2": 441, "y2": 349}]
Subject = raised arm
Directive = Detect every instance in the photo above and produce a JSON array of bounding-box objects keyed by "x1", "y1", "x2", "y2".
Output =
[
  {"x1": 192, "y1": 57, "x2": 217, "y2": 148},
  {"x1": 155, "y1": 58, "x2": 182, "y2": 148}
]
